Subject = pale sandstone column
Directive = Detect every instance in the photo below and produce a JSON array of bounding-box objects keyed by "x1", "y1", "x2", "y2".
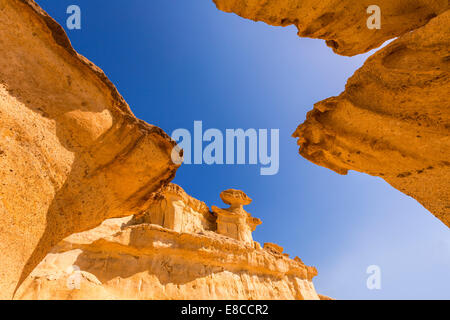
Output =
[{"x1": 212, "y1": 189, "x2": 262, "y2": 244}]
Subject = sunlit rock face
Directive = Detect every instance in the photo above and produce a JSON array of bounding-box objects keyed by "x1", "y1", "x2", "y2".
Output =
[
  {"x1": 212, "y1": 189, "x2": 262, "y2": 244},
  {"x1": 130, "y1": 183, "x2": 216, "y2": 233},
  {"x1": 16, "y1": 185, "x2": 320, "y2": 300},
  {"x1": 213, "y1": 0, "x2": 450, "y2": 226},
  {"x1": 0, "y1": 0, "x2": 179, "y2": 299}
]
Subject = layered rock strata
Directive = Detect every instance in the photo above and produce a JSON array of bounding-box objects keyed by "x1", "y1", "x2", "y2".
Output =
[
  {"x1": 0, "y1": 0, "x2": 179, "y2": 299},
  {"x1": 213, "y1": 0, "x2": 450, "y2": 226},
  {"x1": 130, "y1": 183, "x2": 216, "y2": 233},
  {"x1": 16, "y1": 185, "x2": 320, "y2": 300}
]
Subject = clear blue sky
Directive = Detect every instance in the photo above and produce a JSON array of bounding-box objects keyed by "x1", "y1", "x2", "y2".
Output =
[{"x1": 37, "y1": 0, "x2": 449, "y2": 299}]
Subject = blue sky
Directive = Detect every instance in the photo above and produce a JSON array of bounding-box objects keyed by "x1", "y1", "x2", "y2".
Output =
[{"x1": 37, "y1": 0, "x2": 449, "y2": 299}]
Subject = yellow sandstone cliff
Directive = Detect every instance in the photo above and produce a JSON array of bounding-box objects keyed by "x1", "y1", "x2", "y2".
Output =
[
  {"x1": 0, "y1": 0, "x2": 319, "y2": 300},
  {"x1": 213, "y1": 0, "x2": 450, "y2": 226},
  {"x1": 2, "y1": 0, "x2": 448, "y2": 301},
  {"x1": 0, "y1": 0, "x2": 179, "y2": 299},
  {"x1": 16, "y1": 185, "x2": 320, "y2": 300}
]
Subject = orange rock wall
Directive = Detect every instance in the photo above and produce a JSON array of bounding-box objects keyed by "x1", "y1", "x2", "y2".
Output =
[{"x1": 0, "y1": 0, "x2": 179, "y2": 299}]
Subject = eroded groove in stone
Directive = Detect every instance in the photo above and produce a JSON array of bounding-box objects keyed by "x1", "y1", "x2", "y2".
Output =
[{"x1": 0, "y1": 0, "x2": 179, "y2": 299}]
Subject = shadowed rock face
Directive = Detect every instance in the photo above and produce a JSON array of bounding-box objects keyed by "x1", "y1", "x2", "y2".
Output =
[
  {"x1": 0, "y1": 0, "x2": 180, "y2": 299},
  {"x1": 213, "y1": 0, "x2": 450, "y2": 226}
]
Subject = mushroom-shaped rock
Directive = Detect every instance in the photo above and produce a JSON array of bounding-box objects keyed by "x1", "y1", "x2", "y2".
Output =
[
  {"x1": 220, "y1": 189, "x2": 252, "y2": 208},
  {"x1": 212, "y1": 189, "x2": 261, "y2": 244}
]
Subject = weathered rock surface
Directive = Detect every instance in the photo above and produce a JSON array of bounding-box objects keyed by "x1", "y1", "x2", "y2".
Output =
[
  {"x1": 213, "y1": 1, "x2": 450, "y2": 226},
  {"x1": 294, "y1": 11, "x2": 450, "y2": 226},
  {"x1": 130, "y1": 183, "x2": 216, "y2": 233},
  {"x1": 0, "y1": 0, "x2": 179, "y2": 299},
  {"x1": 212, "y1": 189, "x2": 262, "y2": 244},
  {"x1": 213, "y1": 0, "x2": 449, "y2": 56},
  {"x1": 16, "y1": 185, "x2": 320, "y2": 300}
]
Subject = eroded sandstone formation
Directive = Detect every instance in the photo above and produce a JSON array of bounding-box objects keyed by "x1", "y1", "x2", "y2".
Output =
[
  {"x1": 213, "y1": 0, "x2": 448, "y2": 56},
  {"x1": 5, "y1": 0, "x2": 446, "y2": 301},
  {"x1": 0, "y1": 0, "x2": 180, "y2": 299},
  {"x1": 213, "y1": 0, "x2": 450, "y2": 226},
  {"x1": 212, "y1": 189, "x2": 262, "y2": 244},
  {"x1": 16, "y1": 184, "x2": 320, "y2": 300},
  {"x1": 130, "y1": 183, "x2": 216, "y2": 233},
  {"x1": 294, "y1": 11, "x2": 450, "y2": 226}
]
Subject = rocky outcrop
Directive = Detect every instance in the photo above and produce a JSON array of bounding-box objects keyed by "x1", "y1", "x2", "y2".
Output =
[
  {"x1": 0, "y1": 0, "x2": 179, "y2": 299},
  {"x1": 212, "y1": 189, "x2": 262, "y2": 244},
  {"x1": 213, "y1": 1, "x2": 450, "y2": 226},
  {"x1": 130, "y1": 183, "x2": 216, "y2": 234},
  {"x1": 213, "y1": 0, "x2": 449, "y2": 56},
  {"x1": 16, "y1": 185, "x2": 320, "y2": 300},
  {"x1": 293, "y1": 11, "x2": 450, "y2": 226}
]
